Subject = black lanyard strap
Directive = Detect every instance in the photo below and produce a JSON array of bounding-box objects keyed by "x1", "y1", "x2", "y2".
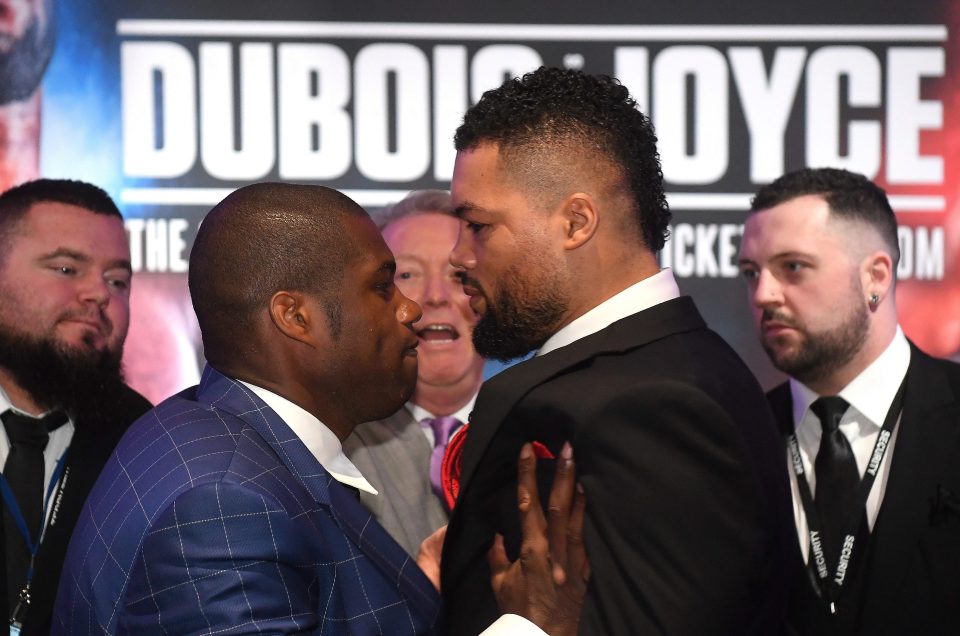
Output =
[{"x1": 785, "y1": 377, "x2": 907, "y2": 609}]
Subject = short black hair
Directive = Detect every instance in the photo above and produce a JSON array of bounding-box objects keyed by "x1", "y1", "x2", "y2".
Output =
[
  {"x1": 188, "y1": 183, "x2": 365, "y2": 360},
  {"x1": 454, "y1": 66, "x2": 670, "y2": 251},
  {"x1": 750, "y1": 168, "x2": 900, "y2": 265},
  {"x1": 0, "y1": 179, "x2": 121, "y2": 262}
]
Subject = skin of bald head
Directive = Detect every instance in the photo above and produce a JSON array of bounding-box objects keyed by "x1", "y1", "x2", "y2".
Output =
[
  {"x1": 739, "y1": 168, "x2": 899, "y2": 394},
  {"x1": 188, "y1": 183, "x2": 422, "y2": 438}
]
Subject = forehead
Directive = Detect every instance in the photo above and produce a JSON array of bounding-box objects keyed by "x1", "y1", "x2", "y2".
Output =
[
  {"x1": 382, "y1": 213, "x2": 458, "y2": 254},
  {"x1": 343, "y1": 214, "x2": 393, "y2": 273},
  {"x1": 451, "y1": 144, "x2": 535, "y2": 216},
  {"x1": 11, "y1": 202, "x2": 128, "y2": 257},
  {"x1": 741, "y1": 194, "x2": 840, "y2": 258}
]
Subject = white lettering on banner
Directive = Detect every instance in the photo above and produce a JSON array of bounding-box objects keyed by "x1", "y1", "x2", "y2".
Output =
[
  {"x1": 118, "y1": 26, "x2": 946, "y2": 196},
  {"x1": 125, "y1": 219, "x2": 190, "y2": 273},
  {"x1": 653, "y1": 46, "x2": 729, "y2": 184},
  {"x1": 887, "y1": 48, "x2": 944, "y2": 184},
  {"x1": 122, "y1": 42, "x2": 197, "y2": 177},
  {"x1": 200, "y1": 42, "x2": 276, "y2": 180},
  {"x1": 806, "y1": 46, "x2": 882, "y2": 178},
  {"x1": 728, "y1": 47, "x2": 806, "y2": 183},
  {"x1": 278, "y1": 43, "x2": 353, "y2": 180},
  {"x1": 897, "y1": 225, "x2": 945, "y2": 280}
]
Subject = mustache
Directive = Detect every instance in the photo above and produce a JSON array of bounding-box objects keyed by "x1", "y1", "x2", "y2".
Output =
[{"x1": 761, "y1": 309, "x2": 798, "y2": 327}]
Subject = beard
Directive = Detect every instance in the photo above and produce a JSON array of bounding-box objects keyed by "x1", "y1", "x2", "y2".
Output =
[
  {"x1": 762, "y1": 299, "x2": 869, "y2": 386},
  {"x1": 0, "y1": 322, "x2": 126, "y2": 423},
  {"x1": 469, "y1": 262, "x2": 569, "y2": 362},
  {"x1": 0, "y1": 6, "x2": 57, "y2": 105}
]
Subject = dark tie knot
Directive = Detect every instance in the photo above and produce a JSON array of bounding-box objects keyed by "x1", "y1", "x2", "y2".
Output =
[
  {"x1": 2, "y1": 410, "x2": 67, "y2": 450},
  {"x1": 810, "y1": 396, "x2": 850, "y2": 433}
]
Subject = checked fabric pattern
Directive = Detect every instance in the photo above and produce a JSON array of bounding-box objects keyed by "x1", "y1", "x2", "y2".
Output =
[{"x1": 53, "y1": 366, "x2": 440, "y2": 635}]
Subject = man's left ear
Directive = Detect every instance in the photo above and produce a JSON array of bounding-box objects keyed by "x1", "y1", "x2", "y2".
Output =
[
  {"x1": 861, "y1": 250, "x2": 894, "y2": 309},
  {"x1": 561, "y1": 194, "x2": 599, "y2": 250}
]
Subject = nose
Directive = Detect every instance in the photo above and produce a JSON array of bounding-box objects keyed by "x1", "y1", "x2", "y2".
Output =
[
  {"x1": 79, "y1": 272, "x2": 111, "y2": 307},
  {"x1": 449, "y1": 224, "x2": 475, "y2": 270},
  {"x1": 422, "y1": 270, "x2": 453, "y2": 307},
  {"x1": 751, "y1": 269, "x2": 783, "y2": 310},
  {"x1": 397, "y1": 288, "x2": 422, "y2": 328}
]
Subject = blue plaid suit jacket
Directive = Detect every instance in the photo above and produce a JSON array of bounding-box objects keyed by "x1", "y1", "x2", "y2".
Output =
[{"x1": 53, "y1": 366, "x2": 440, "y2": 635}]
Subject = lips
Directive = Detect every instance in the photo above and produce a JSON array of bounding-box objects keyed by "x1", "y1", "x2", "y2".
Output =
[
  {"x1": 416, "y1": 323, "x2": 460, "y2": 343},
  {"x1": 58, "y1": 309, "x2": 111, "y2": 337}
]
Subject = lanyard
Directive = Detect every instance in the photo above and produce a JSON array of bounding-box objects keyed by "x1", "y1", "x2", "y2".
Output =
[
  {"x1": 0, "y1": 448, "x2": 70, "y2": 633},
  {"x1": 786, "y1": 378, "x2": 906, "y2": 612}
]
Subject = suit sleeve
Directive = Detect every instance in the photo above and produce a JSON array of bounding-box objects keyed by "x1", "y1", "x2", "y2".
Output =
[
  {"x1": 118, "y1": 481, "x2": 323, "y2": 634},
  {"x1": 575, "y1": 381, "x2": 767, "y2": 635}
]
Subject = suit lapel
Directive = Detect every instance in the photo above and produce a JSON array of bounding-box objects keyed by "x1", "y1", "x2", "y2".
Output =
[
  {"x1": 458, "y1": 296, "x2": 706, "y2": 498},
  {"x1": 860, "y1": 345, "x2": 960, "y2": 624},
  {"x1": 195, "y1": 366, "x2": 440, "y2": 618}
]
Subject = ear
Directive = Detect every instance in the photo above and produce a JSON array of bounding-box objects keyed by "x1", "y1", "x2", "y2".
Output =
[
  {"x1": 269, "y1": 290, "x2": 320, "y2": 346},
  {"x1": 560, "y1": 193, "x2": 599, "y2": 250},
  {"x1": 860, "y1": 249, "x2": 894, "y2": 308}
]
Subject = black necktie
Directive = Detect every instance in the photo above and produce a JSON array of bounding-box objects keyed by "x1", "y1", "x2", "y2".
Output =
[
  {"x1": 2, "y1": 409, "x2": 67, "y2": 607},
  {"x1": 811, "y1": 397, "x2": 859, "y2": 569}
]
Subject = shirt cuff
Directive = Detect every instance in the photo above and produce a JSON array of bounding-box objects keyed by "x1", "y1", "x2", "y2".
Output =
[{"x1": 479, "y1": 614, "x2": 548, "y2": 636}]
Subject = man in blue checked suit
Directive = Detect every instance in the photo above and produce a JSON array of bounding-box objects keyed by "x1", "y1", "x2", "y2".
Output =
[{"x1": 53, "y1": 184, "x2": 440, "y2": 634}]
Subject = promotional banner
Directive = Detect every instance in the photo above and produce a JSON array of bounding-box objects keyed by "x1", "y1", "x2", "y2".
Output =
[{"x1": 5, "y1": 0, "x2": 955, "y2": 401}]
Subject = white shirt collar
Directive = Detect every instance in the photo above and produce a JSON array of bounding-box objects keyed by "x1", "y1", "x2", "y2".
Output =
[
  {"x1": 407, "y1": 393, "x2": 476, "y2": 425},
  {"x1": 240, "y1": 381, "x2": 378, "y2": 495},
  {"x1": 537, "y1": 268, "x2": 681, "y2": 357},
  {"x1": 789, "y1": 325, "x2": 911, "y2": 431}
]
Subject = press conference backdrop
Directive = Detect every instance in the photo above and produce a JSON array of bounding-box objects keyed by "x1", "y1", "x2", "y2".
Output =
[{"x1": 23, "y1": 0, "x2": 960, "y2": 402}]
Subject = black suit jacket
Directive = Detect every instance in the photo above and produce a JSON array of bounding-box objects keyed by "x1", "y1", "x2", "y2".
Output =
[
  {"x1": 768, "y1": 343, "x2": 960, "y2": 636},
  {"x1": 0, "y1": 385, "x2": 150, "y2": 635},
  {"x1": 441, "y1": 296, "x2": 794, "y2": 635}
]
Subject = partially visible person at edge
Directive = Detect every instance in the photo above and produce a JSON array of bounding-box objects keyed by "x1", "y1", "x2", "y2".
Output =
[
  {"x1": 739, "y1": 167, "x2": 960, "y2": 636},
  {"x1": 344, "y1": 190, "x2": 485, "y2": 557},
  {"x1": 0, "y1": 0, "x2": 56, "y2": 191},
  {"x1": 439, "y1": 66, "x2": 793, "y2": 635},
  {"x1": 0, "y1": 178, "x2": 151, "y2": 635}
]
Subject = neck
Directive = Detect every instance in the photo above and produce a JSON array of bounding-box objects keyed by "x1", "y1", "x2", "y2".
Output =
[
  {"x1": 561, "y1": 245, "x2": 661, "y2": 330},
  {"x1": 0, "y1": 370, "x2": 45, "y2": 416},
  {"x1": 411, "y1": 371, "x2": 483, "y2": 417},
  {"x1": 0, "y1": 91, "x2": 42, "y2": 190},
  {"x1": 217, "y1": 361, "x2": 355, "y2": 441}
]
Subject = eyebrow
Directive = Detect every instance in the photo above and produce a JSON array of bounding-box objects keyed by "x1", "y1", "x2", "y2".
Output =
[
  {"x1": 39, "y1": 249, "x2": 132, "y2": 273},
  {"x1": 453, "y1": 202, "x2": 486, "y2": 219},
  {"x1": 377, "y1": 260, "x2": 397, "y2": 276},
  {"x1": 737, "y1": 251, "x2": 815, "y2": 267}
]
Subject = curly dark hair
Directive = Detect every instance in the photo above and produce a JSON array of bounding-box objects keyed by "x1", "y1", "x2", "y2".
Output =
[
  {"x1": 750, "y1": 168, "x2": 900, "y2": 266},
  {"x1": 454, "y1": 66, "x2": 671, "y2": 251}
]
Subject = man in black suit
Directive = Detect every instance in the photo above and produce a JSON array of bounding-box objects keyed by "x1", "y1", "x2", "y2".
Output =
[
  {"x1": 738, "y1": 168, "x2": 960, "y2": 635},
  {"x1": 440, "y1": 66, "x2": 794, "y2": 635},
  {"x1": 0, "y1": 179, "x2": 150, "y2": 635}
]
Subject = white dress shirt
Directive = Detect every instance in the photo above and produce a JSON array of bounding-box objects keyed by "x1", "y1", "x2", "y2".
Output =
[
  {"x1": 538, "y1": 268, "x2": 681, "y2": 356},
  {"x1": 787, "y1": 326, "x2": 911, "y2": 562},
  {"x1": 408, "y1": 396, "x2": 475, "y2": 446},
  {"x1": 0, "y1": 387, "x2": 75, "y2": 531},
  {"x1": 240, "y1": 382, "x2": 378, "y2": 495}
]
